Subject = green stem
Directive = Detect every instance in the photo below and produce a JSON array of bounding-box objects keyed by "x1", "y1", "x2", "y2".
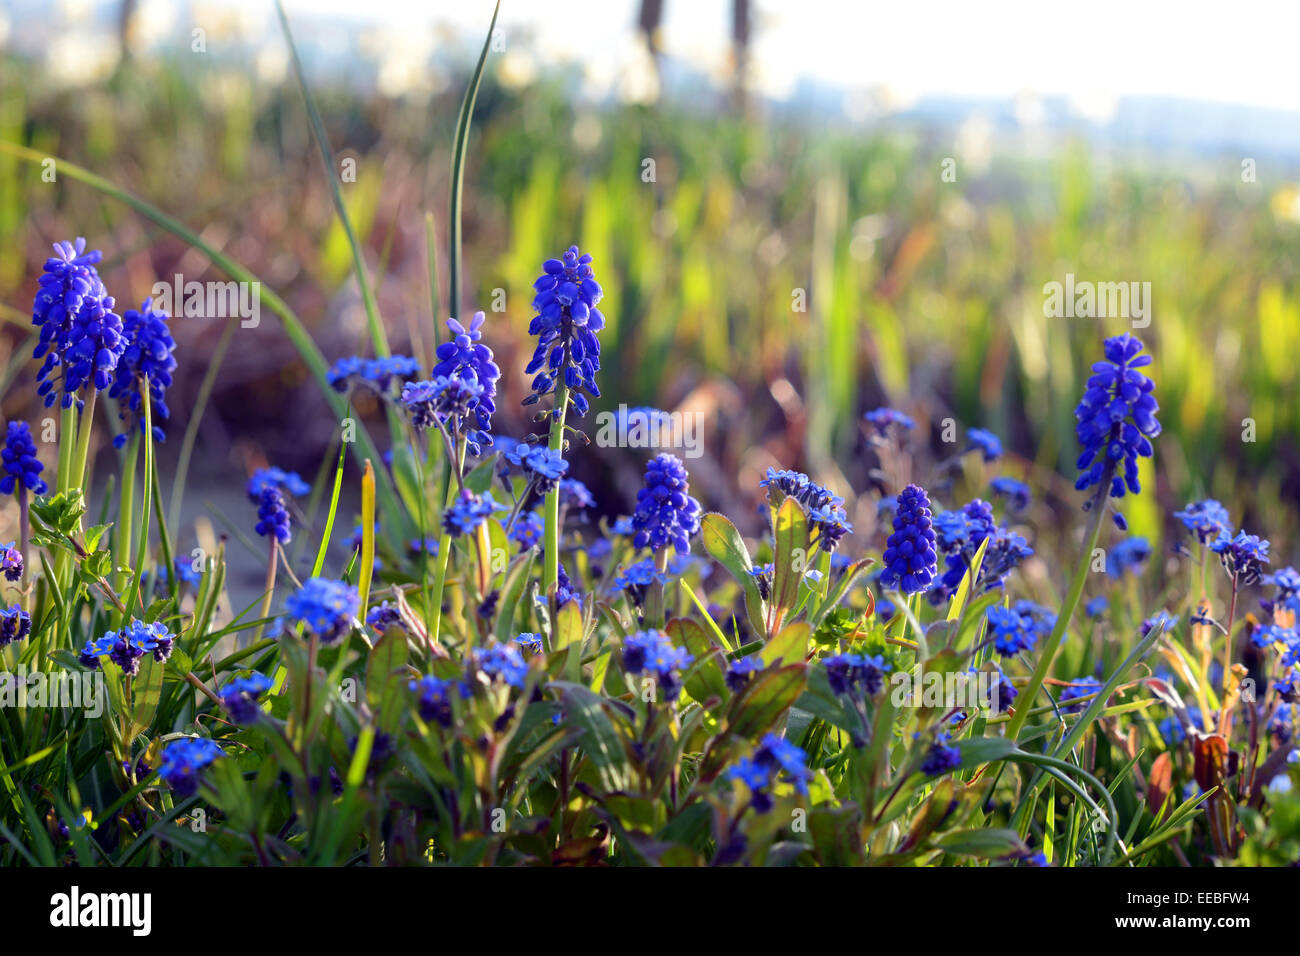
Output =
[
  {"x1": 1006, "y1": 471, "x2": 1112, "y2": 741},
  {"x1": 543, "y1": 382, "x2": 570, "y2": 598},
  {"x1": 428, "y1": 436, "x2": 466, "y2": 649},
  {"x1": 120, "y1": 386, "x2": 154, "y2": 627}
]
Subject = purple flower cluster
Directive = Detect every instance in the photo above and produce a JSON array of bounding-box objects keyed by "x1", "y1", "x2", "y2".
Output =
[
  {"x1": 524, "y1": 246, "x2": 605, "y2": 419},
  {"x1": 78, "y1": 619, "x2": 175, "y2": 676},
  {"x1": 1074, "y1": 333, "x2": 1160, "y2": 499},
  {"x1": 878, "y1": 484, "x2": 937, "y2": 594},
  {"x1": 631, "y1": 454, "x2": 702, "y2": 555}
]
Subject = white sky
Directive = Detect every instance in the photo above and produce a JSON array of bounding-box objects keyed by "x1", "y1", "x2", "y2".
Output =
[
  {"x1": 270, "y1": 0, "x2": 1300, "y2": 110},
  {"x1": 21, "y1": 0, "x2": 1300, "y2": 113}
]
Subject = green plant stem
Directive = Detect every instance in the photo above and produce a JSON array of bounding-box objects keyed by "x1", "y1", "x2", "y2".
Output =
[
  {"x1": 428, "y1": 437, "x2": 466, "y2": 650},
  {"x1": 543, "y1": 382, "x2": 570, "y2": 599},
  {"x1": 119, "y1": 388, "x2": 154, "y2": 627},
  {"x1": 1006, "y1": 472, "x2": 1112, "y2": 741},
  {"x1": 254, "y1": 537, "x2": 279, "y2": 645}
]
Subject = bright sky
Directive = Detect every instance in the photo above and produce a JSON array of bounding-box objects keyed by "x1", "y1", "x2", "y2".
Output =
[
  {"x1": 15, "y1": 0, "x2": 1300, "y2": 114},
  {"x1": 272, "y1": 0, "x2": 1300, "y2": 111}
]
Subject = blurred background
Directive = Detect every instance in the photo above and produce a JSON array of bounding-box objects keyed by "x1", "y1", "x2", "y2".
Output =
[{"x1": 3, "y1": 0, "x2": 1300, "y2": 597}]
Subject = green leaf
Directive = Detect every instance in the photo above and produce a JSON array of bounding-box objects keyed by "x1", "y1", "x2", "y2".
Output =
[
  {"x1": 771, "y1": 497, "x2": 810, "y2": 626},
  {"x1": 727, "y1": 663, "x2": 807, "y2": 739},
  {"x1": 667, "y1": 617, "x2": 727, "y2": 707},
  {"x1": 932, "y1": 827, "x2": 1028, "y2": 858},
  {"x1": 762, "y1": 621, "x2": 810, "y2": 668},
  {"x1": 699, "y1": 512, "x2": 767, "y2": 637}
]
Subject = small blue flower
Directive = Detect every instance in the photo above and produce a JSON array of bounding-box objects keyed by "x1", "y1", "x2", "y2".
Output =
[
  {"x1": 410, "y1": 674, "x2": 460, "y2": 726},
  {"x1": 1073, "y1": 333, "x2": 1160, "y2": 499},
  {"x1": 987, "y1": 605, "x2": 1039, "y2": 657},
  {"x1": 1211, "y1": 530, "x2": 1270, "y2": 586},
  {"x1": 366, "y1": 601, "x2": 403, "y2": 633},
  {"x1": 246, "y1": 466, "x2": 309, "y2": 501},
  {"x1": 328, "y1": 354, "x2": 421, "y2": 395},
  {"x1": 523, "y1": 247, "x2": 605, "y2": 419},
  {"x1": 760, "y1": 467, "x2": 854, "y2": 552},
  {"x1": 220, "y1": 673, "x2": 273, "y2": 723},
  {"x1": 499, "y1": 440, "x2": 569, "y2": 493},
  {"x1": 878, "y1": 484, "x2": 938, "y2": 594},
  {"x1": 506, "y1": 510, "x2": 544, "y2": 550},
  {"x1": 1268, "y1": 567, "x2": 1300, "y2": 601},
  {"x1": 990, "y1": 476, "x2": 1031, "y2": 511},
  {"x1": 863, "y1": 407, "x2": 914, "y2": 438},
  {"x1": 78, "y1": 619, "x2": 174, "y2": 676},
  {"x1": 966, "y1": 428, "x2": 1003, "y2": 462},
  {"x1": 824, "y1": 652, "x2": 890, "y2": 696},
  {"x1": 514, "y1": 632, "x2": 544, "y2": 655},
  {"x1": 1059, "y1": 676, "x2": 1103, "y2": 714},
  {"x1": 920, "y1": 734, "x2": 961, "y2": 776},
  {"x1": 0, "y1": 422, "x2": 47, "y2": 496},
  {"x1": 1252, "y1": 624, "x2": 1297, "y2": 650},
  {"x1": 631, "y1": 454, "x2": 702, "y2": 555},
  {"x1": 614, "y1": 557, "x2": 669, "y2": 596},
  {"x1": 0, "y1": 605, "x2": 31, "y2": 647},
  {"x1": 559, "y1": 478, "x2": 595, "y2": 510},
  {"x1": 725, "y1": 656, "x2": 765, "y2": 692},
  {"x1": 1270, "y1": 703, "x2": 1295, "y2": 744},
  {"x1": 401, "y1": 373, "x2": 485, "y2": 438},
  {"x1": 1084, "y1": 595, "x2": 1110, "y2": 619},
  {"x1": 1106, "y1": 537, "x2": 1151, "y2": 577},
  {"x1": 622, "y1": 629, "x2": 694, "y2": 699},
  {"x1": 158, "y1": 738, "x2": 222, "y2": 797},
  {"x1": 284, "y1": 578, "x2": 360, "y2": 645},
  {"x1": 1, "y1": 542, "x2": 23, "y2": 582},
  {"x1": 1173, "y1": 499, "x2": 1231, "y2": 546},
  {"x1": 471, "y1": 642, "x2": 529, "y2": 688},
  {"x1": 442, "y1": 488, "x2": 507, "y2": 537}
]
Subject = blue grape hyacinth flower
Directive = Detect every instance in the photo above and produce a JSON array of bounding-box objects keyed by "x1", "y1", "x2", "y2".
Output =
[
  {"x1": 878, "y1": 483, "x2": 938, "y2": 594},
  {"x1": 523, "y1": 246, "x2": 605, "y2": 419},
  {"x1": 632, "y1": 453, "x2": 702, "y2": 555},
  {"x1": 254, "y1": 485, "x2": 292, "y2": 544},
  {"x1": 32, "y1": 239, "x2": 126, "y2": 409},
  {"x1": 429, "y1": 311, "x2": 500, "y2": 452},
  {"x1": 108, "y1": 298, "x2": 177, "y2": 447},
  {"x1": 0, "y1": 421, "x2": 47, "y2": 496},
  {"x1": 1074, "y1": 333, "x2": 1161, "y2": 499}
]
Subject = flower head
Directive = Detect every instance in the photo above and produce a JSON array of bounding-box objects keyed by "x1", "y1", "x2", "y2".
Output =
[
  {"x1": 499, "y1": 440, "x2": 569, "y2": 493},
  {"x1": 631, "y1": 454, "x2": 702, "y2": 555},
  {"x1": 108, "y1": 298, "x2": 177, "y2": 447},
  {"x1": 878, "y1": 484, "x2": 938, "y2": 594},
  {"x1": 966, "y1": 428, "x2": 1003, "y2": 462},
  {"x1": 725, "y1": 655, "x2": 766, "y2": 692},
  {"x1": 442, "y1": 488, "x2": 507, "y2": 537},
  {"x1": 727, "y1": 733, "x2": 813, "y2": 811},
  {"x1": 524, "y1": 247, "x2": 605, "y2": 419},
  {"x1": 622, "y1": 629, "x2": 694, "y2": 699},
  {"x1": 366, "y1": 601, "x2": 403, "y2": 634},
  {"x1": 220, "y1": 673, "x2": 273, "y2": 723},
  {"x1": 32, "y1": 239, "x2": 126, "y2": 409},
  {"x1": 1074, "y1": 333, "x2": 1160, "y2": 498},
  {"x1": 410, "y1": 674, "x2": 461, "y2": 726},
  {"x1": 78, "y1": 619, "x2": 174, "y2": 676},
  {"x1": 920, "y1": 734, "x2": 961, "y2": 776},
  {"x1": 990, "y1": 476, "x2": 1031, "y2": 511},
  {"x1": 431, "y1": 312, "x2": 500, "y2": 452},
  {"x1": 863, "y1": 407, "x2": 914, "y2": 439},
  {"x1": 254, "y1": 485, "x2": 292, "y2": 544},
  {"x1": 401, "y1": 373, "x2": 485, "y2": 437},
  {"x1": 1, "y1": 422, "x2": 47, "y2": 496},
  {"x1": 328, "y1": 354, "x2": 421, "y2": 396},
  {"x1": 246, "y1": 467, "x2": 309, "y2": 501},
  {"x1": 470, "y1": 641, "x2": 529, "y2": 688},
  {"x1": 1, "y1": 542, "x2": 23, "y2": 582},
  {"x1": 506, "y1": 510, "x2": 544, "y2": 550},
  {"x1": 1211, "y1": 531, "x2": 1270, "y2": 586},
  {"x1": 0, "y1": 605, "x2": 31, "y2": 647},
  {"x1": 1059, "y1": 676, "x2": 1103, "y2": 714},
  {"x1": 1106, "y1": 537, "x2": 1151, "y2": 578},
  {"x1": 987, "y1": 604, "x2": 1041, "y2": 657},
  {"x1": 824, "y1": 652, "x2": 890, "y2": 696},
  {"x1": 284, "y1": 578, "x2": 360, "y2": 645},
  {"x1": 158, "y1": 738, "x2": 222, "y2": 798},
  {"x1": 1173, "y1": 499, "x2": 1231, "y2": 545}
]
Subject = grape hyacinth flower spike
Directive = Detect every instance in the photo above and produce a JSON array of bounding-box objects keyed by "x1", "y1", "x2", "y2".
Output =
[
  {"x1": 1074, "y1": 333, "x2": 1160, "y2": 502},
  {"x1": 429, "y1": 311, "x2": 500, "y2": 455},
  {"x1": 631, "y1": 453, "x2": 702, "y2": 556},
  {"x1": 878, "y1": 484, "x2": 938, "y2": 594},
  {"x1": 523, "y1": 246, "x2": 605, "y2": 421},
  {"x1": 108, "y1": 297, "x2": 177, "y2": 447}
]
